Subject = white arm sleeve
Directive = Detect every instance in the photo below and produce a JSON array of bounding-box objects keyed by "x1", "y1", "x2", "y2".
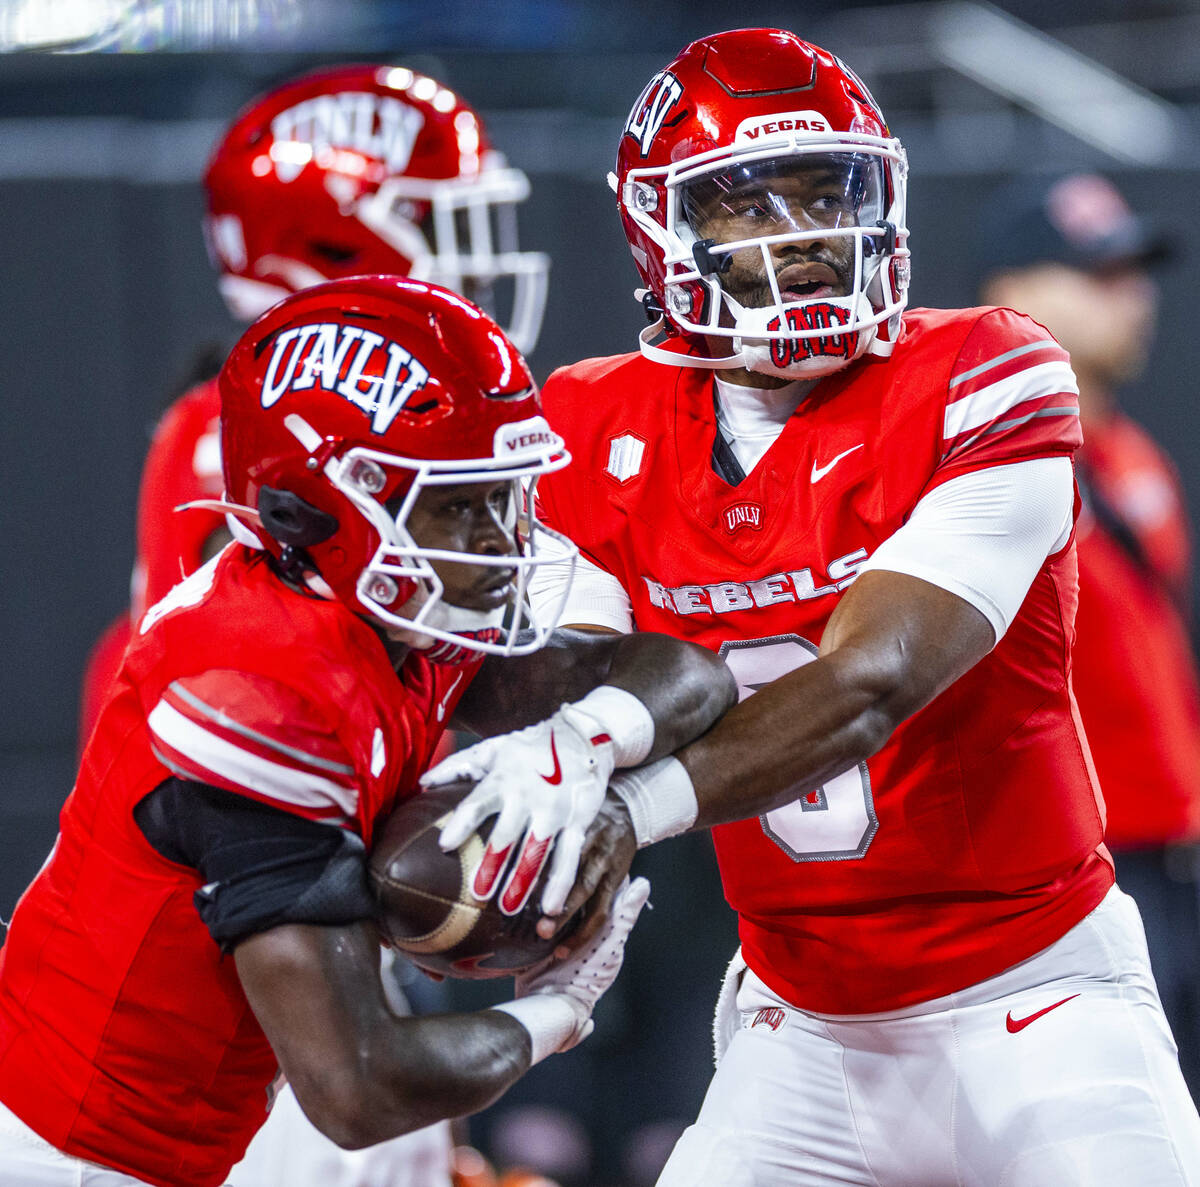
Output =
[
  {"x1": 528, "y1": 542, "x2": 634, "y2": 633},
  {"x1": 857, "y1": 456, "x2": 1075, "y2": 644}
]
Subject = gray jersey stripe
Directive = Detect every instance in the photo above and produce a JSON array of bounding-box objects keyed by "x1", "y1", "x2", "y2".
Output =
[
  {"x1": 978, "y1": 406, "x2": 1080, "y2": 436},
  {"x1": 948, "y1": 340, "x2": 1059, "y2": 388},
  {"x1": 943, "y1": 407, "x2": 1080, "y2": 459},
  {"x1": 166, "y1": 680, "x2": 358, "y2": 777}
]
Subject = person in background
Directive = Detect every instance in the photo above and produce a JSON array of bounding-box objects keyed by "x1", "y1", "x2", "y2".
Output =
[
  {"x1": 74, "y1": 62, "x2": 551, "y2": 1187},
  {"x1": 77, "y1": 357, "x2": 229, "y2": 747},
  {"x1": 977, "y1": 171, "x2": 1200, "y2": 1098}
]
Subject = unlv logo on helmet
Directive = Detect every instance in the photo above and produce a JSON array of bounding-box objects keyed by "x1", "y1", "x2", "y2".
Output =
[
  {"x1": 262, "y1": 322, "x2": 432, "y2": 434},
  {"x1": 767, "y1": 304, "x2": 860, "y2": 368},
  {"x1": 269, "y1": 92, "x2": 425, "y2": 182},
  {"x1": 624, "y1": 71, "x2": 684, "y2": 158}
]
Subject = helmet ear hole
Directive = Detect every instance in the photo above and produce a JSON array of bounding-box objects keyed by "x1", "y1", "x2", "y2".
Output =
[{"x1": 258, "y1": 486, "x2": 339, "y2": 548}]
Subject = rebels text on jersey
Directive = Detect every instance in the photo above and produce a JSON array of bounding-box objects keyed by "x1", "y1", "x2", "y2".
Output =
[
  {"x1": 537, "y1": 306, "x2": 1113, "y2": 1014},
  {"x1": 0, "y1": 547, "x2": 475, "y2": 1187}
]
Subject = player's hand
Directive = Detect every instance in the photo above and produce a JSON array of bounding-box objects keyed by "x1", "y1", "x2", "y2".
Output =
[
  {"x1": 536, "y1": 793, "x2": 637, "y2": 959},
  {"x1": 425, "y1": 703, "x2": 617, "y2": 917},
  {"x1": 514, "y1": 875, "x2": 650, "y2": 1051}
]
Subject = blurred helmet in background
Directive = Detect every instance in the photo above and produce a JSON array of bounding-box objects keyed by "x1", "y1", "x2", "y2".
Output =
[{"x1": 204, "y1": 63, "x2": 549, "y2": 352}]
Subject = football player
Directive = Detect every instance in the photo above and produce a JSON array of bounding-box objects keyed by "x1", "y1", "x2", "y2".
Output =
[
  {"x1": 80, "y1": 60, "x2": 549, "y2": 746},
  {"x1": 74, "y1": 64, "x2": 554, "y2": 1187},
  {"x1": 210, "y1": 62, "x2": 550, "y2": 1187},
  {"x1": 424, "y1": 29, "x2": 1200, "y2": 1184},
  {"x1": 0, "y1": 277, "x2": 736, "y2": 1187}
]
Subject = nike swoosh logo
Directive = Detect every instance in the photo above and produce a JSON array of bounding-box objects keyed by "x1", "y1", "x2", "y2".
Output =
[
  {"x1": 435, "y1": 670, "x2": 465, "y2": 722},
  {"x1": 1005, "y1": 993, "x2": 1079, "y2": 1033},
  {"x1": 539, "y1": 731, "x2": 563, "y2": 785},
  {"x1": 810, "y1": 444, "x2": 864, "y2": 483}
]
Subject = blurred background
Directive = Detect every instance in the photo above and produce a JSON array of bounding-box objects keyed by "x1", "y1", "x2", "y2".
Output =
[{"x1": 2, "y1": 1, "x2": 1198, "y2": 1184}]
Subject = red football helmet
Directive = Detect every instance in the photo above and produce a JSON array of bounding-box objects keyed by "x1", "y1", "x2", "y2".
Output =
[
  {"x1": 218, "y1": 275, "x2": 575, "y2": 658},
  {"x1": 613, "y1": 29, "x2": 910, "y2": 379},
  {"x1": 204, "y1": 64, "x2": 549, "y2": 352}
]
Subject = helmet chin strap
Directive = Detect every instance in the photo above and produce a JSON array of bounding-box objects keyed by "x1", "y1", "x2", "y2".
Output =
[
  {"x1": 637, "y1": 291, "x2": 882, "y2": 381},
  {"x1": 378, "y1": 581, "x2": 508, "y2": 660},
  {"x1": 729, "y1": 290, "x2": 878, "y2": 381}
]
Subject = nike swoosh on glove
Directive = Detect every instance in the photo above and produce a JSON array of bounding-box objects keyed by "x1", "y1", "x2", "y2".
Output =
[{"x1": 424, "y1": 702, "x2": 617, "y2": 916}]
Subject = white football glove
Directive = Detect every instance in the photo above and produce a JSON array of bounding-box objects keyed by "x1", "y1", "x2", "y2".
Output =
[
  {"x1": 515, "y1": 876, "x2": 651, "y2": 1051},
  {"x1": 425, "y1": 701, "x2": 617, "y2": 916}
]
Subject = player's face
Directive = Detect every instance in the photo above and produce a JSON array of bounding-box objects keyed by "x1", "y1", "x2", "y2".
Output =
[
  {"x1": 403, "y1": 479, "x2": 519, "y2": 611},
  {"x1": 684, "y1": 157, "x2": 864, "y2": 309}
]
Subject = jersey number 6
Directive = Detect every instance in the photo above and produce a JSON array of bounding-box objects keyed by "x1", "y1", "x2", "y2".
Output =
[{"x1": 719, "y1": 635, "x2": 878, "y2": 862}]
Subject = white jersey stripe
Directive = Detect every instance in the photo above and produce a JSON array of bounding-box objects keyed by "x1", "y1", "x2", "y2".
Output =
[
  {"x1": 164, "y1": 680, "x2": 356, "y2": 776},
  {"x1": 943, "y1": 360, "x2": 1078, "y2": 440},
  {"x1": 150, "y1": 742, "x2": 352, "y2": 828},
  {"x1": 948, "y1": 339, "x2": 1060, "y2": 388},
  {"x1": 148, "y1": 699, "x2": 360, "y2": 818}
]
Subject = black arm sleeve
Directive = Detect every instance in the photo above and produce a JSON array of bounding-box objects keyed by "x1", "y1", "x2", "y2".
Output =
[{"x1": 134, "y1": 777, "x2": 376, "y2": 951}]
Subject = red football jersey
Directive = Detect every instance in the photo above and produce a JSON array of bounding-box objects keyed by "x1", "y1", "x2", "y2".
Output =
[
  {"x1": 132, "y1": 378, "x2": 226, "y2": 619},
  {"x1": 1072, "y1": 414, "x2": 1200, "y2": 848},
  {"x1": 0, "y1": 546, "x2": 476, "y2": 1187},
  {"x1": 78, "y1": 380, "x2": 226, "y2": 749},
  {"x1": 537, "y1": 306, "x2": 1113, "y2": 1014},
  {"x1": 77, "y1": 612, "x2": 131, "y2": 755}
]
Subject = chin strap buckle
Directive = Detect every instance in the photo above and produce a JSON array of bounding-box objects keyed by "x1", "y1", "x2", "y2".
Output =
[
  {"x1": 639, "y1": 288, "x2": 666, "y2": 323},
  {"x1": 692, "y1": 239, "x2": 732, "y2": 277},
  {"x1": 867, "y1": 221, "x2": 897, "y2": 256}
]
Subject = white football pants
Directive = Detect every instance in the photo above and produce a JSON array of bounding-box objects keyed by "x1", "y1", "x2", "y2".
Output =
[
  {"x1": 226, "y1": 1083, "x2": 452, "y2": 1187},
  {"x1": 0, "y1": 1093, "x2": 452, "y2": 1187},
  {"x1": 0, "y1": 1101, "x2": 157, "y2": 1185},
  {"x1": 658, "y1": 887, "x2": 1200, "y2": 1186}
]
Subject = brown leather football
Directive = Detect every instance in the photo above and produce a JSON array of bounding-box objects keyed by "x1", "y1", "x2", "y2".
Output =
[{"x1": 367, "y1": 778, "x2": 581, "y2": 979}]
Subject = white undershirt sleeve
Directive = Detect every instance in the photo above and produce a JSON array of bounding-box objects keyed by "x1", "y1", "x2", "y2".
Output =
[
  {"x1": 856, "y1": 456, "x2": 1075, "y2": 645},
  {"x1": 528, "y1": 543, "x2": 634, "y2": 633}
]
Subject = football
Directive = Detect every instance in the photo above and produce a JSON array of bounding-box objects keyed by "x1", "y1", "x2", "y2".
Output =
[{"x1": 368, "y1": 777, "x2": 581, "y2": 979}]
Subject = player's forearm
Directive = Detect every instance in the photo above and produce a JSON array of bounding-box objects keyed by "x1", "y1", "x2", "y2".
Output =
[
  {"x1": 611, "y1": 572, "x2": 995, "y2": 845},
  {"x1": 679, "y1": 642, "x2": 899, "y2": 829},
  {"x1": 321, "y1": 1010, "x2": 533, "y2": 1146},
  {"x1": 455, "y1": 628, "x2": 735, "y2": 757},
  {"x1": 238, "y1": 922, "x2": 536, "y2": 1147},
  {"x1": 602, "y1": 631, "x2": 738, "y2": 761},
  {"x1": 609, "y1": 642, "x2": 900, "y2": 844}
]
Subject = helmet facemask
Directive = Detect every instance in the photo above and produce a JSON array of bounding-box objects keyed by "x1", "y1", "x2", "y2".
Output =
[
  {"x1": 319, "y1": 426, "x2": 576, "y2": 661},
  {"x1": 356, "y1": 154, "x2": 549, "y2": 354},
  {"x1": 624, "y1": 134, "x2": 909, "y2": 379}
]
